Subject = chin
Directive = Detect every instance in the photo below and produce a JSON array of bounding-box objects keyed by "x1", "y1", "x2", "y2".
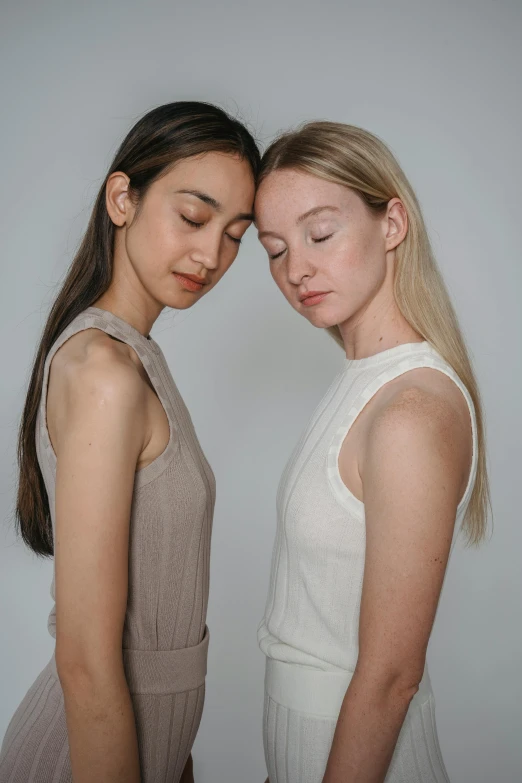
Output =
[
  {"x1": 304, "y1": 311, "x2": 341, "y2": 330},
  {"x1": 158, "y1": 288, "x2": 206, "y2": 310},
  {"x1": 165, "y1": 297, "x2": 201, "y2": 310}
]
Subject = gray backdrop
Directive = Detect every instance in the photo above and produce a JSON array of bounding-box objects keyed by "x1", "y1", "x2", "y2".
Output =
[{"x1": 1, "y1": 1, "x2": 521, "y2": 781}]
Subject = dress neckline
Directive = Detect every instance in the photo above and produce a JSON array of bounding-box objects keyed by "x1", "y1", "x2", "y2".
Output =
[
  {"x1": 85, "y1": 306, "x2": 160, "y2": 353},
  {"x1": 344, "y1": 340, "x2": 432, "y2": 370}
]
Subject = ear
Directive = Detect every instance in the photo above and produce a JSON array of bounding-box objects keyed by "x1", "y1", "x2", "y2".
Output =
[
  {"x1": 105, "y1": 172, "x2": 132, "y2": 227},
  {"x1": 384, "y1": 197, "x2": 408, "y2": 251}
]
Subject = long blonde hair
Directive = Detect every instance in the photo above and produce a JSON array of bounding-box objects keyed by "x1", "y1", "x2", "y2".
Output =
[{"x1": 260, "y1": 121, "x2": 491, "y2": 546}]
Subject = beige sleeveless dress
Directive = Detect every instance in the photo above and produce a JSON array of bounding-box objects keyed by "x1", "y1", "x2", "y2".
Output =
[{"x1": 0, "y1": 306, "x2": 216, "y2": 783}]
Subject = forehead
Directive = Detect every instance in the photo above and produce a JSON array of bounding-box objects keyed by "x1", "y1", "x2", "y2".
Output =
[
  {"x1": 255, "y1": 168, "x2": 352, "y2": 226},
  {"x1": 160, "y1": 152, "x2": 255, "y2": 203}
]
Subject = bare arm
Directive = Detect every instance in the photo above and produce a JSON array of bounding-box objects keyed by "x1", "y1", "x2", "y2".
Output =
[
  {"x1": 51, "y1": 338, "x2": 148, "y2": 783},
  {"x1": 322, "y1": 387, "x2": 471, "y2": 783}
]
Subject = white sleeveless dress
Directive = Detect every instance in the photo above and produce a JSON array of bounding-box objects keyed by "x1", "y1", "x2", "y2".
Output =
[{"x1": 258, "y1": 340, "x2": 478, "y2": 783}]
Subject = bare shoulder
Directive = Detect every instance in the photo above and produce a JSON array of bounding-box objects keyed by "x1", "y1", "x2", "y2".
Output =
[
  {"x1": 48, "y1": 328, "x2": 147, "y2": 453},
  {"x1": 364, "y1": 368, "x2": 472, "y2": 504},
  {"x1": 355, "y1": 367, "x2": 474, "y2": 685},
  {"x1": 371, "y1": 367, "x2": 471, "y2": 445},
  {"x1": 50, "y1": 328, "x2": 146, "y2": 404}
]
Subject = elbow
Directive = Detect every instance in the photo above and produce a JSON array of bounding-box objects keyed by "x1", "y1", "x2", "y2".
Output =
[
  {"x1": 389, "y1": 672, "x2": 424, "y2": 706},
  {"x1": 55, "y1": 656, "x2": 95, "y2": 694},
  {"x1": 55, "y1": 644, "x2": 124, "y2": 696},
  {"x1": 355, "y1": 660, "x2": 426, "y2": 707}
]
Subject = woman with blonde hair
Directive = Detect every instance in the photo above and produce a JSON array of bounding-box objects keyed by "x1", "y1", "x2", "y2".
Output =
[{"x1": 255, "y1": 122, "x2": 490, "y2": 782}]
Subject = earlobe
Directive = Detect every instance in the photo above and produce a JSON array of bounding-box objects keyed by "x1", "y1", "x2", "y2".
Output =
[{"x1": 105, "y1": 171, "x2": 131, "y2": 227}]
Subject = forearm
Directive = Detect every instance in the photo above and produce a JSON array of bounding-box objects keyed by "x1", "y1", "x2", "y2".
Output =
[
  {"x1": 60, "y1": 667, "x2": 141, "y2": 783},
  {"x1": 322, "y1": 672, "x2": 415, "y2": 783}
]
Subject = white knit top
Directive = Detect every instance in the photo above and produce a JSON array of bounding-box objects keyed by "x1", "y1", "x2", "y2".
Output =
[{"x1": 258, "y1": 340, "x2": 479, "y2": 673}]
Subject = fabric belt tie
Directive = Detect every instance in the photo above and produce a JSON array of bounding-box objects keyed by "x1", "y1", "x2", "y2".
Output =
[
  {"x1": 49, "y1": 625, "x2": 209, "y2": 695},
  {"x1": 265, "y1": 657, "x2": 433, "y2": 719}
]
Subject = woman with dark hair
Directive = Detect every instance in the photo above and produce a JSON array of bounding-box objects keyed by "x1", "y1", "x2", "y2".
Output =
[{"x1": 0, "y1": 101, "x2": 259, "y2": 783}]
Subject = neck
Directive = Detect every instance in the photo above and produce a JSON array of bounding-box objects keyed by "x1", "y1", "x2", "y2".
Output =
[
  {"x1": 93, "y1": 289, "x2": 161, "y2": 339},
  {"x1": 94, "y1": 233, "x2": 163, "y2": 337},
  {"x1": 337, "y1": 262, "x2": 423, "y2": 361}
]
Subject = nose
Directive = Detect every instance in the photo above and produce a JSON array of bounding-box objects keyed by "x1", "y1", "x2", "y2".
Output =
[
  {"x1": 189, "y1": 228, "x2": 221, "y2": 271},
  {"x1": 286, "y1": 249, "x2": 315, "y2": 287}
]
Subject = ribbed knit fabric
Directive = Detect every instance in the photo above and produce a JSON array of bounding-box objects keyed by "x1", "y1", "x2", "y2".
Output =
[
  {"x1": 258, "y1": 340, "x2": 478, "y2": 783},
  {"x1": 0, "y1": 306, "x2": 216, "y2": 783}
]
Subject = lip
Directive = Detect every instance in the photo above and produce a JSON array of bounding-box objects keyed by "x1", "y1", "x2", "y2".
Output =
[
  {"x1": 173, "y1": 272, "x2": 208, "y2": 292},
  {"x1": 299, "y1": 291, "x2": 330, "y2": 307}
]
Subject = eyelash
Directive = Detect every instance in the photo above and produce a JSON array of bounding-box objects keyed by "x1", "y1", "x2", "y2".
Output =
[
  {"x1": 269, "y1": 233, "x2": 334, "y2": 260},
  {"x1": 181, "y1": 214, "x2": 204, "y2": 228},
  {"x1": 180, "y1": 214, "x2": 242, "y2": 245}
]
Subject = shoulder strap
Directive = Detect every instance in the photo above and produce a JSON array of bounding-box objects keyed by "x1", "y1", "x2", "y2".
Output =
[{"x1": 37, "y1": 307, "x2": 175, "y2": 488}]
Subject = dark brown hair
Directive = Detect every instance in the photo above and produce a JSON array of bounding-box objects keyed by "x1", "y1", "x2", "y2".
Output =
[{"x1": 18, "y1": 101, "x2": 261, "y2": 557}]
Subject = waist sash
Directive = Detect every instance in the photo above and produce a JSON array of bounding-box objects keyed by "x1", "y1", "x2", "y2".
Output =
[
  {"x1": 265, "y1": 657, "x2": 433, "y2": 719},
  {"x1": 49, "y1": 625, "x2": 209, "y2": 695}
]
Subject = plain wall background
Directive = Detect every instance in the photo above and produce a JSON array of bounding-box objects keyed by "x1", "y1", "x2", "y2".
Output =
[{"x1": 1, "y1": 1, "x2": 521, "y2": 781}]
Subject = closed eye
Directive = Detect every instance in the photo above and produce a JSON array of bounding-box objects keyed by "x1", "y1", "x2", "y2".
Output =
[
  {"x1": 269, "y1": 249, "x2": 286, "y2": 260},
  {"x1": 181, "y1": 214, "x2": 204, "y2": 228},
  {"x1": 226, "y1": 234, "x2": 242, "y2": 245},
  {"x1": 313, "y1": 233, "x2": 334, "y2": 243}
]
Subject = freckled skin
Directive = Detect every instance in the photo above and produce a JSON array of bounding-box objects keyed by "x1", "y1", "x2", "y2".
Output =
[
  {"x1": 256, "y1": 170, "x2": 386, "y2": 329},
  {"x1": 255, "y1": 167, "x2": 473, "y2": 782},
  {"x1": 255, "y1": 168, "x2": 425, "y2": 361}
]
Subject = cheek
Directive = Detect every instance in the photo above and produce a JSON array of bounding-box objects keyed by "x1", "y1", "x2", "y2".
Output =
[
  {"x1": 331, "y1": 230, "x2": 384, "y2": 286},
  {"x1": 270, "y1": 263, "x2": 301, "y2": 309},
  {"x1": 127, "y1": 210, "x2": 187, "y2": 270},
  {"x1": 330, "y1": 247, "x2": 364, "y2": 283}
]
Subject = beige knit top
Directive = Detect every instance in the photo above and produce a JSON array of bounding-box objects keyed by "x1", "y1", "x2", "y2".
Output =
[{"x1": 37, "y1": 305, "x2": 216, "y2": 687}]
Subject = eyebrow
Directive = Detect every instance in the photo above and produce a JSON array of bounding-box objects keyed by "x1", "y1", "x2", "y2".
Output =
[
  {"x1": 176, "y1": 189, "x2": 254, "y2": 221},
  {"x1": 257, "y1": 205, "x2": 340, "y2": 239},
  {"x1": 296, "y1": 205, "x2": 340, "y2": 224}
]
